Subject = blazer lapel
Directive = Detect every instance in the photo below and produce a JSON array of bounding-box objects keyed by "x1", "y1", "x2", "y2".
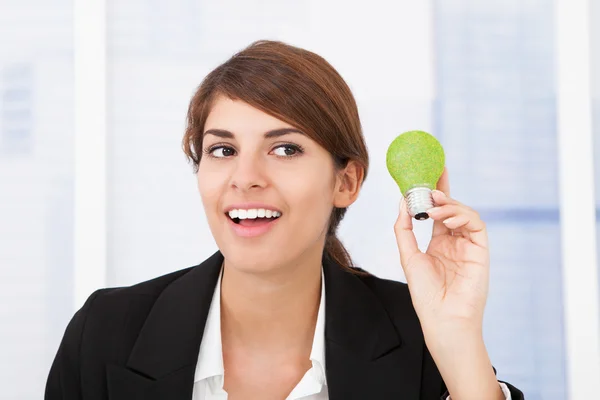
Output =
[
  {"x1": 107, "y1": 251, "x2": 224, "y2": 400},
  {"x1": 323, "y1": 257, "x2": 424, "y2": 399}
]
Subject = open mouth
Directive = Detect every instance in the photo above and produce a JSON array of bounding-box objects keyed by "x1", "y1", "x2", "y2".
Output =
[{"x1": 226, "y1": 209, "x2": 282, "y2": 227}]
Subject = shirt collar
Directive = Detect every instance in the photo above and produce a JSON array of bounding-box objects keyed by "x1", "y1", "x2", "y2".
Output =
[
  {"x1": 194, "y1": 266, "x2": 327, "y2": 385},
  {"x1": 310, "y1": 267, "x2": 327, "y2": 384}
]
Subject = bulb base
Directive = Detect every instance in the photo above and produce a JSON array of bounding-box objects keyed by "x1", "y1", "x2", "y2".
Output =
[{"x1": 405, "y1": 187, "x2": 434, "y2": 220}]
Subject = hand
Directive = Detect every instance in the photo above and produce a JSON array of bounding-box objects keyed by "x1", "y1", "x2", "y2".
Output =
[
  {"x1": 394, "y1": 169, "x2": 504, "y2": 399},
  {"x1": 394, "y1": 167, "x2": 490, "y2": 336}
]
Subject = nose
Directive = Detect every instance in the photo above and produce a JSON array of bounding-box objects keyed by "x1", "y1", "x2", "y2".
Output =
[{"x1": 230, "y1": 152, "x2": 268, "y2": 192}]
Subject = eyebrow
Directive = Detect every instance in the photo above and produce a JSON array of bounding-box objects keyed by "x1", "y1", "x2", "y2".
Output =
[{"x1": 203, "y1": 128, "x2": 305, "y2": 139}]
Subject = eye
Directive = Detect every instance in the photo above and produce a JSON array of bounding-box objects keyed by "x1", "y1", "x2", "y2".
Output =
[
  {"x1": 272, "y1": 144, "x2": 303, "y2": 157},
  {"x1": 208, "y1": 146, "x2": 236, "y2": 158}
]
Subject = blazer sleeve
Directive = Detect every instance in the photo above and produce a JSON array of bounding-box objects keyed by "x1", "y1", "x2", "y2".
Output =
[
  {"x1": 45, "y1": 290, "x2": 104, "y2": 400},
  {"x1": 498, "y1": 380, "x2": 525, "y2": 400},
  {"x1": 439, "y1": 367, "x2": 525, "y2": 400}
]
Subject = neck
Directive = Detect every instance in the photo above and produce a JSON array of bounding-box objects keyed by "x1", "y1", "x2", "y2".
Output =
[{"x1": 220, "y1": 249, "x2": 323, "y2": 355}]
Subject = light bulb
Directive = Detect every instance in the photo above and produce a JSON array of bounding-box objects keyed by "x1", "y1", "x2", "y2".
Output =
[{"x1": 386, "y1": 130, "x2": 446, "y2": 220}]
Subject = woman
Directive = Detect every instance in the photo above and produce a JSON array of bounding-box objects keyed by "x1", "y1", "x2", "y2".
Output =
[{"x1": 46, "y1": 40, "x2": 524, "y2": 400}]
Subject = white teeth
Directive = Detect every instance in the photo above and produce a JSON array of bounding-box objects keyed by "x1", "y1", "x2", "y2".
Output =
[
  {"x1": 246, "y1": 209, "x2": 258, "y2": 219},
  {"x1": 228, "y1": 208, "x2": 281, "y2": 220}
]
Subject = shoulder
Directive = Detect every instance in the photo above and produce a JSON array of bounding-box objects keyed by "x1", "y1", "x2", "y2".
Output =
[
  {"x1": 46, "y1": 265, "x2": 201, "y2": 397},
  {"x1": 81, "y1": 266, "x2": 196, "y2": 332},
  {"x1": 68, "y1": 266, "x2": 198, "y2": 361},
  {"x1": 89, "y1": 266, "x2": 195, "y2": 307}
]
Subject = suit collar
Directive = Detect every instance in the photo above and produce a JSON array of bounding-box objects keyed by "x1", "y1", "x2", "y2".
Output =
[
  {"x1": 108, "y1": 251, "x2": 423, "y2": 399},
  {"x1": 125, "y1": 250, "x2": 224, "y2": 379},
  {"x1": 193, "y1": 265, "x2": 224, "y2": 383}
]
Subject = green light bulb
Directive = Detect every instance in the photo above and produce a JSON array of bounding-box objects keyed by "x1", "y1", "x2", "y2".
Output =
[{"x1": 386, "y1": 130, "x2": 446, "y2": 220}]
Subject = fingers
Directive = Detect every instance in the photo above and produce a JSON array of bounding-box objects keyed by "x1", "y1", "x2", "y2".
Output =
[
  {"x1": 432, "y1": 167, "x2": 454, "y2": 236},
  {"x1": 432, "y1": 188, "x2": 459, "y2": 206},
  {"x1": 394, "y1": 197, "x2": 421, "y2": 272},
  {"x1": 427, "y1": 202, "x2": 488, "y2": 248}
]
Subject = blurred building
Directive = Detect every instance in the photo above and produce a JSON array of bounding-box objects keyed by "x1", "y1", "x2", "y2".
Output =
[
  {"x1": 434, "y1": 1, "x2": 565, "y2": 399},
  {"x1": 0, "y1": 1, "x2": 74, "y2": 398}
]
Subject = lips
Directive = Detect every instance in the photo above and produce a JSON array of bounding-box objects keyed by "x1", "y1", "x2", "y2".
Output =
[
  {"x1": 226, "y1": 212, "x2": 280, "y2": 238},
  {"x1": 224, "y1": 204, "x2": 283, "y2": 238}
]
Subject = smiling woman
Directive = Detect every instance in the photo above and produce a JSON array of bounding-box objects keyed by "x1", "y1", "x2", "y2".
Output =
[{"x1": 45, "y1": 40, "x2": 524, "y2": 400}]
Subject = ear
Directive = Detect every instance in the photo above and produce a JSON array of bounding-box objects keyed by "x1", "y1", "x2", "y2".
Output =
[{"x1": 333, "y1": 160, "x2": 364, "y2": 208}]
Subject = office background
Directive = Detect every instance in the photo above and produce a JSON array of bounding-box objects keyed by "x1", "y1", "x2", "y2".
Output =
[{"x1": 0, "y1": 0, "x2": 598, "y2": 399}]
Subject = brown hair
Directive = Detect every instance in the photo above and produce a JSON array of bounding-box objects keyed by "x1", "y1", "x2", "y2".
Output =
[{"x1": 182, "y1": 40, "x2": 369, "y2": 272}]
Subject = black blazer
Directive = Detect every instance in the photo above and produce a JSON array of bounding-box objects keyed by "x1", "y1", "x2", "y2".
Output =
[{"x1": 46, "y1": 251, "x2": 524, "y2": 400}]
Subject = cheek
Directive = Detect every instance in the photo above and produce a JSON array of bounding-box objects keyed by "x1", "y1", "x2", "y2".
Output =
[
  {"x1": 197, "y1": 166, "x2": 227, "y2": 212},
  {"x1": 277, "y1": 164, "x2": 335, "y2": 224}
]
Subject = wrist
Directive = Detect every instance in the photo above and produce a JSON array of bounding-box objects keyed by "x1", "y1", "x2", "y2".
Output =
[
  {"x1": 424, "y1": 330, "x2": 502, "y2": 400},
  {"x1": 421, "y1": 319, "x2": 483, "y2": 349},
  {"x1": 424, "y1": 326, "x2": 484, "y2": 370}
]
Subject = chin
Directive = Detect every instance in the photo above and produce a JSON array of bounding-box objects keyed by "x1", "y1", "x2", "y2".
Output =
[{"x1": 220, "y1": 244, "x2": 290, "y2": 274}]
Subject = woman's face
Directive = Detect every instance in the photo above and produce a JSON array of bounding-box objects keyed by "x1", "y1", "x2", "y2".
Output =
[{"x1": 197, "y1": 95, "x2": 356, "y2": 273}]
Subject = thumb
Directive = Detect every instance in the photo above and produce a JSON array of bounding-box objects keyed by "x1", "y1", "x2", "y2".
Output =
[{"x1": 394, "y1": 197, "x2": 421, "y2": 274}]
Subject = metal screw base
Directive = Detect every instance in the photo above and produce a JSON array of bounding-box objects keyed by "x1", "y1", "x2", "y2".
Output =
[{"x1": 405, "y1": 187, "x2": 434, "y2": 220}]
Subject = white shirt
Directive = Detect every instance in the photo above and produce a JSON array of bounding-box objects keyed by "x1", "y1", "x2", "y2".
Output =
[
  {"x1": 192, "y1": 267, "x2": 328, "y2": 400},
  {"x1": 191, "y1": 267, "x2": 511, "y2": 400}
]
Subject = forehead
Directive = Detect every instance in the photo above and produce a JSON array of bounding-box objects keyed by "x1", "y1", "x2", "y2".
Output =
[{"x1": 205, "y1": 95, "x2": 295, "y2": 134}]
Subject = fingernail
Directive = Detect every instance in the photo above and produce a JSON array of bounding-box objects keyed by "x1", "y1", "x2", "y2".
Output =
[
  {"x1": 427, "y1": 207, "x2": 441, "y2": 214},
  {"x1": 432, "y1": 190, "x2": 445, "y2": 197},
  {"x1": 443, "y1": 217, "x2": 455, "y2": 225}
]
